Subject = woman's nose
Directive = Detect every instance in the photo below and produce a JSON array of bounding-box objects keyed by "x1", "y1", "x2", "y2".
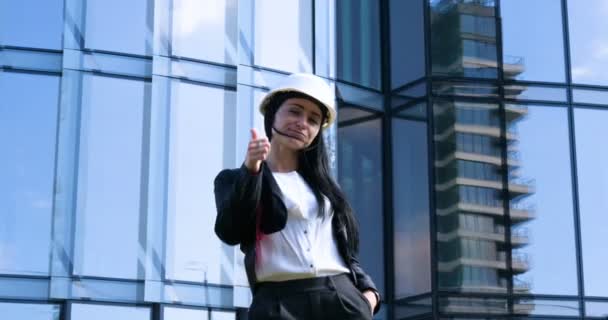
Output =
[{"x1": 295, "y1": 116, "x2": 306, "y2": 129}]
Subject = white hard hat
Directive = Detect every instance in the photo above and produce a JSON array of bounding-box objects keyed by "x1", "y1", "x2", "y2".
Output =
[{"x1": 259, "y1": 73, "x2": 337, "y2": 128}]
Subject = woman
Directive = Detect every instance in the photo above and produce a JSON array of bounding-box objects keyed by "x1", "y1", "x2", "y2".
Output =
[{"x1": 214, "y1": 73, "x2": 380, "y2": 319}]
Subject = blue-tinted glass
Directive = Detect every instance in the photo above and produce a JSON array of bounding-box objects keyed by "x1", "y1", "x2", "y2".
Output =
[
  {"x1": 439, "y1": 296, "x2": 507, "y2": 314},
  {"x1": 171, "y1": 0, "x2": 237, "y2": 64},
  {"x1": 501, "y1": 0, "x2": 565, "y2": 82},
  {"x1": 210, "y1": 310, "x2": 236, "y2": 320},
  {"x1": 69, "y1": 278, "x2": 143, "y2": 302},
  {"x1": 161, "y1": 282, "x2": 232, "y2": 306},
  {"x1": 0, "y1": 277, "x2": 49, "y2": 299},
  {"x1": 568, "y1": 0, "x2": 608, "y2": 85},
  {"x1": 165, "y1": 81, "x2": 236, "y2": 284},
  {"x1": 586, "y1": 301, "x2": 608, "y2": 318},
  {"x1": 0, "y1": 0, "x2": 64, "y2": 50},
  {"x1": 253, "y1": 0, "x2": 313, "y2": 73},
  {"x1": 513, "y1": 299, "x2": 579, "y2": 316},
  {"x1": 394, "y1": 298, "x2": 432, "y2": 319},
  {"x1": 391, "y1": 0, "x2": 426, "y2": 89},
  {"x1": 430, "y1": 0, "x2": 498, "y2": 78},
  {"x1": 337, "y1": 0, "x2": 381, "y2": 89},
  {"x1": 393, "y1": 118, "x2": 431, "y2": 298},
  {"x1": 0, "y1": 72, "x2": 59, "y2": 276},
  {"x1": 572, "y1": 88, "x2": 608, "y2": 106},
  {"x1": 338, "y1": 106, "x2": 375, "y2": 123},
  {"x1": 84, "y1": 0, "x2": 152, "y2": 55},
  {"x1": 434, "y1": 101, "x2": 507, "y2": 293},
  {"x1": 508, "y1": 106, "x2": 577, "y2": 295},
  {"x1": 0, "y1": 302, "x2": 60, "y2": 320},
  {"x1": 433, "y1": 81, "x2": 499, "y2": 99},
  {"x1": 73, "y1": 74, "x2": 149, "y2": 279},
  {"x1": 336, "y1": 82, "x2": 384, "y2": 110},
  {"x1": 506, "y1": 85, "x2": 568, "y2": 102},
  {"x1": 338, "y1": 120, "x2": 385, "y2": 296},
  {"x1": 574, "y1": 108, "x2": 608, "y2": 297},
  {"x1": 163, "y1": 306, "x2": 208, "y2": 320},
  {"x1": 70, "y1": 303, "x2": 150, "y2": 320}
]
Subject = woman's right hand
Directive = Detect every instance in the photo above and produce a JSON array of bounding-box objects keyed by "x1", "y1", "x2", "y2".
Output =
[{"x1": 245, "y1": 128, "x2": 271, "y2": 174}]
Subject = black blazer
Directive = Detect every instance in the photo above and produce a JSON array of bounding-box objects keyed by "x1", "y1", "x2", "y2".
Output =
[{"x1": 213, "y1": 161, "x2": 381, "y2": 314}]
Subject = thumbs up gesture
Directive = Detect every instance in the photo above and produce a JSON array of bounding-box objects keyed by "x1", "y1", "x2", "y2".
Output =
[{"x1": 244, "y1": 128, "x2": 270, "y2": 173}]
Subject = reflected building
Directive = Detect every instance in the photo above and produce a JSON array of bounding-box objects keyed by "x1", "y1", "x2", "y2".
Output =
[{"x1": 430, "y1": 0, "x2": 535, "y2": 315}]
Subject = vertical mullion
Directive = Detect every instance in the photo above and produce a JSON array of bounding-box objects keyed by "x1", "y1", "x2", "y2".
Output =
[
  {"x1": 311, "y1": 0, "x2": 316, "y2": 74},
  {"x1": 422, "y1": 0, "x2": 439, "y2": 317},
  {"x1": 379, "y1": 0, "x2": 394, "y2": 318},
  {"x1": 562, "y1": 0, "x2": 585, "y2": 318}
]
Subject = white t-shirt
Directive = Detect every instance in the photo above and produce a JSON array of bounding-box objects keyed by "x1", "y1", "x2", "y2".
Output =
[{"x1": 255, "y1": 171, "x2": 350, "y2": 282}]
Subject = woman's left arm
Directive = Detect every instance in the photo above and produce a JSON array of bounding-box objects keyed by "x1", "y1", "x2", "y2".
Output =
[{"x1": 350, "y1": 255, "x2": 382, "y2": 314}]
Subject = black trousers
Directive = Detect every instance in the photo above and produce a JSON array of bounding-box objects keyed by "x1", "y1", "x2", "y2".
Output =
[{"x1": 248, "y1": 273, "x2": 373, "y2": 320}]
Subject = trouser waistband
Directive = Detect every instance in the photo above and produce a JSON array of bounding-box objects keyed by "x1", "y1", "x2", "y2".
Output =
[{"x1": 255, "y1": 273, "x2": 351, "y2": 295}]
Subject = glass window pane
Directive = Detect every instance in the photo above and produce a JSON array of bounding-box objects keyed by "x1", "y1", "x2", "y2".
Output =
[
  {"x1": 394, "y1": 298, "x2": 432, "y2": 319},
  {"x1": 396, "y1": 103, "x2": 427, "y2": 119},
  {"x1": 70, "y1": 303, "x2": 150, "y2": 320},
  {"x1": 84, "y1": 0, "x2": 152, "y2": 55},
  {"x1": 514, "y1": 299, "x2": 580, "y2": 316},
  {"x1": 254, "y1": 0, "x2": 313, "y2": 72},
  {"x1": 336, "y1": 0, "x2": 381, "y2": 89},
  {"x1": 338, "y1": 106, "x2": 375, "y2": 123},
  {"x1": 392, "y1": 83, "x2": 427, "y2": 110},
  {"x1": 0, "y1": 0, "x2": 64, "y2": 50},
  {"x1": 0, "y1": 302, "x2": 60, "y2": 320},
  {"x1": 572, "y1": 88, "x2": 608, "y2": 106},
  {"x1": 163, "y1": 306, "x2": 209, "y2": 320},
  {"x1": 74, "y1": 74, "x2": 149, "y2": 279},
  {"x1": 431, "y1": 0, "x2": 498, "y2": 78},
  {"x1": 336, "y1": 81, "x2": 384, "y2": 110},
  {"x1": 508, "y1": 105, "x2": 578, "y2": 295},
  {"x1": 391, "y1": 0, "x2": 426, "y2": 88},
  {"x1": 433, "y1": 81, "x2": 499, "y2": 99},
  {"x1": 0, "y1": 72, "x2": 59, "y2": 276},
  {"x1": 338, "y1": 119, "x2": 385, "y2": 296},
  {"x1": 165, "y1": 81, "x2": 236, "y2": 283},
  {"x1": 501, "y1": 0, "x2": 565, "y2": 82},
  {"x1": 210, "y1": 310, "x2": 235, "y2": 320},
  {"x1": 505, "y1": 85, "x2": 568, "y2": 102},
  {"x1": 171, "y1": 0, "x2": 237, "y2": 64},
  {"x1": 440, "y1": 296, "x2": 508, "y2": 314},
  {"x1": 568, "y1": 0, "x2": 608, "y2": 85},
  {"x1": 393, "y1": 118, "x2": 431, "y2": 298},
  {"x1": 574, "y1": 108, "x2": 608, "y2": 297},
  {"x1": 586, "y1": 301, "x2": 608, "y2": 318}
]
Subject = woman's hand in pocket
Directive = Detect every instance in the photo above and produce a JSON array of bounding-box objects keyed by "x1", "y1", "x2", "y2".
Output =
[{"x1": 362, "y1": 290, "x2": 377, "y2": 315}]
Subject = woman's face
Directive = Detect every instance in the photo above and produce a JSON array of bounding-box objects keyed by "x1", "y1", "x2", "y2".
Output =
[{"x1": 272, "y1": 97, "x2": 324, "y2": 150}]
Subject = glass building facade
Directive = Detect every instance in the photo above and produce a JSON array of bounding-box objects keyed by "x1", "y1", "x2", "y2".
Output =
[{"x1": 1, "y1": 0, "x2": 607, "y2": 319}]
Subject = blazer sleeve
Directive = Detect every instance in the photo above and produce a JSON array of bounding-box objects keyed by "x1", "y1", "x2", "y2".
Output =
[
  {"x1": 351, "y1": 255, "x2": 382, "y2": 315},
  {"x1": 213, "y1": 164, "x2": 263, "y2": 245}
]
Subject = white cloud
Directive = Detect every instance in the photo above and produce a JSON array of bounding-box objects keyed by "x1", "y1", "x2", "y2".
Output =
[
  {"x1": 173, "y1": 0, "x2": 223, "y2": 36},
  {"x1": 572, "y1": 66, "x2": 594, "y2": 79}
]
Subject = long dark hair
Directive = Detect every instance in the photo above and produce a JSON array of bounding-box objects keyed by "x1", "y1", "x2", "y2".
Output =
[{"x1": 264, "y1": 92, "x2": 360, "y2": 254}]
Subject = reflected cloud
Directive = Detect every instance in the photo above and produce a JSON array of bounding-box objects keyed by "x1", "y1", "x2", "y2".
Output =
[
  {"x1": 173, "y1": 0, "x2": 223, "y2": 37},
  {"x1": 572, "y1": 66, "x2": 594, "y2": 79}
]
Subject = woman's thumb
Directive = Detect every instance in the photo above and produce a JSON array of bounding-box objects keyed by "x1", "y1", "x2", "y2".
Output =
[{"x1": 250, "y1": 128, "x2": 258, "y2": 140}]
